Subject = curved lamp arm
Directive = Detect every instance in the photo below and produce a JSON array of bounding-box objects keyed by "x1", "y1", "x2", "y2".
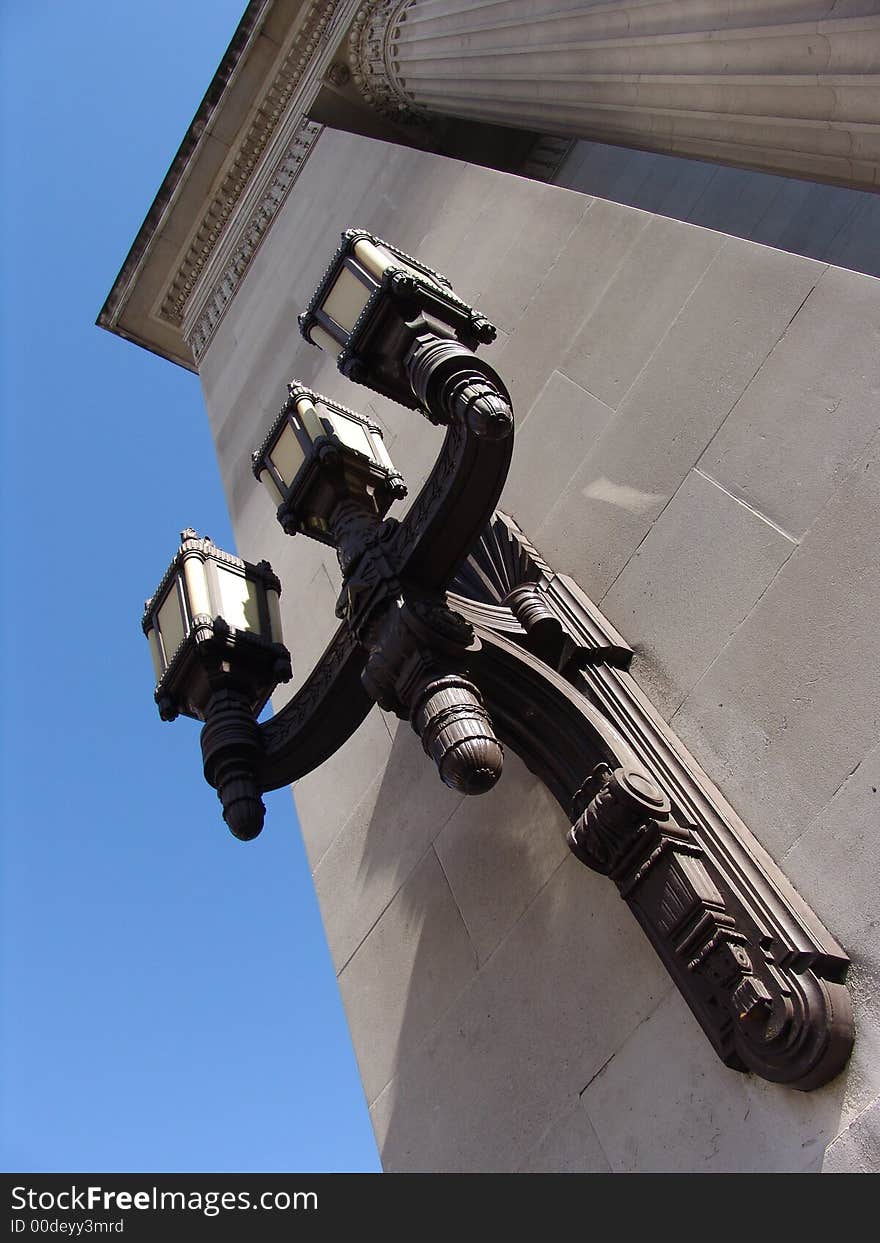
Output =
[
  {"x1": 144, "y1": 226, "x2": 853, "y2": 1092},
  {"x1": 255, "y1": 378, "x2": 513, "y2": 794},
  {"x1": 258, "y1": 628, "x2": 370, "y2": 790}
]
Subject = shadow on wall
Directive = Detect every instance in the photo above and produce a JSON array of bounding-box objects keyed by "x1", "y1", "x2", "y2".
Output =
[
  {"x1": 555, "y1": 140, "x2": 880, "y2": 279},
  {"x1": 328, "y1": 719, "x2": 855, "y2": 1172},
  {"x1": 208, "y1": 129, "x2": 879, "y2": 1171}
]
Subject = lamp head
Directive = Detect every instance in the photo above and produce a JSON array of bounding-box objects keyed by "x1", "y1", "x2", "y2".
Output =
[
  {"x1": 252, "y1": 383, "x2": 406, "y2": 543},
  {"x1": 142, "y1": 531, "x2": 291, "y2": 722},
  {"x1": 298, "y1": 229, "x2": 496, "y2": 408}
]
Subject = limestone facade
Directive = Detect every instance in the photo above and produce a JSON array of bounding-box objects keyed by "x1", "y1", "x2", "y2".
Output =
[{"x1": 102, "y1": 1, "x2": 880, "y2": 1171}]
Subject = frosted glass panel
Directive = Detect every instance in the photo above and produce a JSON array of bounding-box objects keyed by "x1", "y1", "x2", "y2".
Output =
[
  {"x1": 259, "y1": 468, "x2": 284, "y2": 507},
  {"x1": 157, "y1": 585, "x2": 186, "y2": 664},
  {"x1": 353, "y1": 237, "x2": 445, "y2": 295},
  {"x1": 216, "y1": 565, "x2": 261, "y2": 633},
  {"x1": 182, "y1": 555, "x2": 211, "y2": 618},
  {"x1": 294, "y1": 399, "x2": 324, "y2": 444},
  {"x1": 352, "y1": 237, "x2": 394, "y2": 280},
  {"x1": 322, "y1": 266, "x2": 371, "y2": 332},
  {"x1": 326, "y1": 409, "x2": 374, "y2": 460},
  {"x1": 310, "y1": 323, "x2": 341, "y2": 353},
  {"x1": 147, "y1": 627, "x2": 164, "y2": 680},
  {"x1": 372, "y1": 432, "x2": 395, "y2": 472},
  {"x1": 270, "y1": 419, "x2": 305, "y2": 487},
  {"x1": 266, "y1": 589, "x2": 283, "y2": 646}
]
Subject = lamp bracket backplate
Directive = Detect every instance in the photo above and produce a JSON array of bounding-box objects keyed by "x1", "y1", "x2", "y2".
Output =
[{"x1": 443, "y1": 511, "x2": 852, "y2": 1092}]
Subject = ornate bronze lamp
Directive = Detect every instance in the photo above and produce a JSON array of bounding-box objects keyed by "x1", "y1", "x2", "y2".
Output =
[
  {"x1": 250, "y1": 355, "x2": 509, "y2": 793},
  {"x1": 143, "y1": 531, "x2": 291, "y2": 839},
  {"x1": 252, "y1": 384, "x2": 405, "y2": 543},
  {"x1": 299, "y1": 228, "x2": 511, "y2": 439},
  {"x1": 142, "y1": 232, "x2": 854, "y2": 1092}
]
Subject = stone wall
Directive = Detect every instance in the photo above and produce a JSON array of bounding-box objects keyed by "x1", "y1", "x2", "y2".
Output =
[
  {"x1": 554, "y1": 137, "x2": 880, "y2": 277},
  {"x1": 197, "y1": 126, "x2": 880, "y2": 1172}
]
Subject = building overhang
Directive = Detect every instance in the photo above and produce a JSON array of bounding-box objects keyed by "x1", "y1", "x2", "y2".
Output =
[{"x1": 97, "y1": 0, "x2": 363, "y2": 372}]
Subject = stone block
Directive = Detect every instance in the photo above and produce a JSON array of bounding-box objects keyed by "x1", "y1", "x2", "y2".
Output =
[
  {"x1": 782, "y1": 742, "x2": 880, "y2": 1131},
  {"x1": 426, "y1": 170, "x2": 549, "y2": 335},
  {"x1": 501, "y1": 371, "x2": 615, "y2": 535},
  {"x1": 293, "y1": 706, "x2": 395, "y2": 872},
  {"x1": 434, "y1": 749, "x2": 570, "y2": 963},
  {"x1": 555, "y1": 139, "x2": 661, "y2": 205},
  {"x1": 627, "y1": 153, "x2": 716, "y2": 219},
  {"x1": 270, "y1": 558, "x2": 339, "y2": 698},
  {"x1": 601, "y1": 468, "x2": 795, "y2": 716},
  {"x1": 559, "y1": 214, "x2": 724, "y2": 410},
  {"x1": 749, "y1": 179, "x2": 855, "y2": 258},
  {"x1": 498, "y1": 198, "x2": 651, "y2": 414},
  {"x1": 583, "y1": 990, "x2": 847, "y2": 1173},
  {"x1": 823, "y1": 1098, "x2": 880, "y2": 1173},
  {"x1": 359, "y1": 145, "x2": 463, "y2": 256},
  {"x1": 534, "y1": 239, "x2": 822, "y2": 599},
  {"x1": 552, "y1": 137, "x2": 880, "y2": 279},
  {"x1": 774, "y1": 184, "x2": 863, "y2": 262},
  {"x1": 685, "y1": 165, "x2": 784, "y2": 238},
  {"x1": 826, "y1": 194, "x2": 880, "y2": 277},
  {"x1": 479, "y1": 183, "x2": 591, "y2": 331},
  {"x1": 671, "y1": 430, "x2": 880, "y2": 859},
  {"x1": 371, "y1": 404, "x2": 452, "y2": 506},
  {"x1": 313, "y1": 721, "x2": 465, "y2": 971},
  {"x1": 698, "y1": 265, "x2": 880, "y2": 539},
  {"x1": 413, "y1": 163, "x2": 514, "y2": 301},
  {"x1": 518, "y1": 1099, "x2": 611, "y2": 1173},
  {"x1": 339, "y1": 847, "x2": 477, "y2": 1106},
  {"x1": 370, "y1": 857, "x2": 671, "y2": 1171}
]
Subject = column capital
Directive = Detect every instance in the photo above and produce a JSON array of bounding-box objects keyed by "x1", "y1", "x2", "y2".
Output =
[{"x1": 347, "y1": 0, "x2": 421, "y2": 120}]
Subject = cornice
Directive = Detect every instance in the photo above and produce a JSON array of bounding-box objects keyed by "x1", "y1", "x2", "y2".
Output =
[
  {"x1": 97, "y1": 0, "x2": 274, "y2": 368},
  {"x1": 162, "y1": 1, "x2": 349, "y2": 334},
  {"x1": 184, "y1": 114, "x2": 323, "y2": 362},
  {"x1": 97, "y1": 0, "x2": 363, "y2": 371}
]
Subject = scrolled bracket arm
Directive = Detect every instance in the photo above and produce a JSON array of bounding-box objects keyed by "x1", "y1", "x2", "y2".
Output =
[{"x1": 446, "y1": 512, "x2": 854, "y2": 1092}]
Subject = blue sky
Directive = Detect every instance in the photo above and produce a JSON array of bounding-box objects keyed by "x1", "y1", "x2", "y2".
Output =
[{"x1": 1, "y1": 2, "x2": 381, "y2": 1172}]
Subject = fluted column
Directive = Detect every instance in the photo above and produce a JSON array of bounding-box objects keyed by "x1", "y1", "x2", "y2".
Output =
[{"x1": 347, "y1": 0, "x2": 880, "y2": 189}]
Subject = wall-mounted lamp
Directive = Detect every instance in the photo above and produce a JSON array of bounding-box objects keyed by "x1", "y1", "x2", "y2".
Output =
[
  {"x1": 251, "y1": 383, "x2": 406, "y2": 545},
  {"x1": 143, "y1": 531, "x2": 291, "y2": 839},
  {"x1": 142, "y1": 231, "x2": 853, "y2": 1092},
  {"x1": 299, "y1": 229, "x2": 510, "y2": 440}
]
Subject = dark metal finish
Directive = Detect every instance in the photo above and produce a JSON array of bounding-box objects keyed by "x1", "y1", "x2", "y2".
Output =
[
  {"x1": 142, "y1": 532, "x2": 292, "y2": 837},
  {"x1": 246, "y1": 280, "x2": 512, "y2": 794},
  {"x1": 254, "y1": 256, "x2": 515, "y2": 798},
  {"x1": 445, "y1": 513, "x2": 854, "y2": 1092},
  {"x1": 278, "y1": 327, "x2": 513, "y2": 793},
  {"x1": 299, "y1": 228, "x2": 497, "y2": 411},
  {"x1": 201, "y1": 686, "x2": 267, "y2": 841},
  {"x1": 412, "y1": 674, "x2": 501, "y2": 796},
  {"x1": 251, "y1": 383, "x2": 406, "y2": 547},
  {"x1": 163, "y1": 613, "x2": 289, "y2": 840},
  {"x1": 142, "y1": 530, "x2": 291, "y2": 722},
  {"x1": 146, "y1": 237, "x2": 854, "y2": 1090},
  {"x1": 247, "y1": 338, "x2": 515, "y2": 794}
]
